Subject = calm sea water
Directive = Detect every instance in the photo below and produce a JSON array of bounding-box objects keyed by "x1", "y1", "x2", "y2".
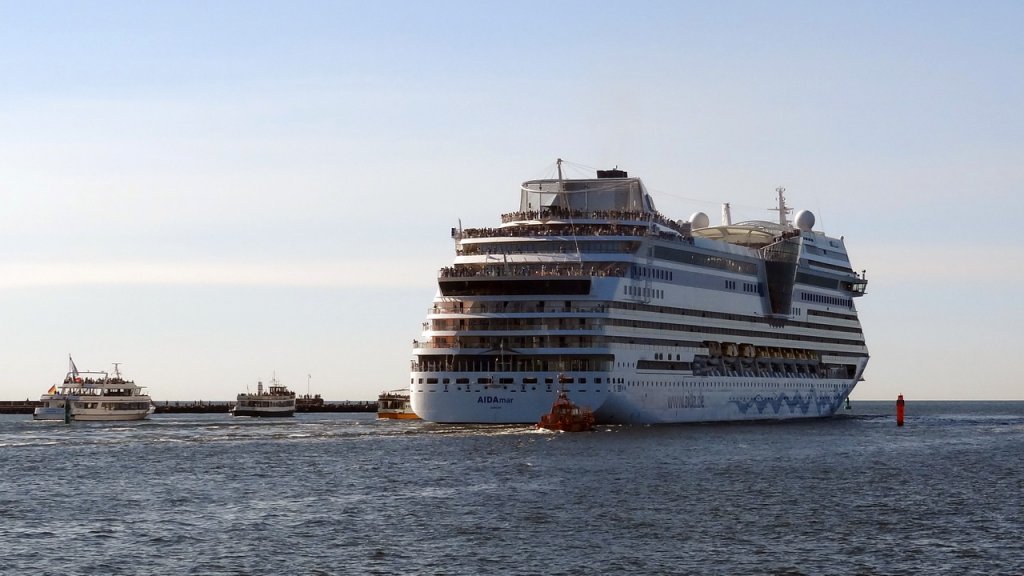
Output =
[{"x1": 1, "y1": 401, "x2": 1022, "y2": 575}]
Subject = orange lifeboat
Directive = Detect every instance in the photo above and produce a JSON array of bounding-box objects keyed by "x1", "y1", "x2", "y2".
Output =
[{"x1": 536, "y1": 391, "x2": 595, "y2": 432}]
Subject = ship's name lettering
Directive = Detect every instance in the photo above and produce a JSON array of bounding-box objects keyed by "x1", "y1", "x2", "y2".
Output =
[
  {"x1": 667, "y1": 393, "x2": 705, "y2": 409},
  {"x1": 478, "y1": 396, "x2": 513, "y2": 404}
]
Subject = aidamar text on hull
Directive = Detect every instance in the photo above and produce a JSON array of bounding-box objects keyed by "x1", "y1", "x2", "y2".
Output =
[{"x1": 409, "y1": 160, "x2": 869, "y2": 424}]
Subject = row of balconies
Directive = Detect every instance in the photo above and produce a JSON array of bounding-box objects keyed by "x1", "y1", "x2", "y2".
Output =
[
  {"x1": 428, "y1": 302, "x2": 608, "y2": 315},
  {"x1": 413, "y1": 335, "x2": 599, "y2": 350}
]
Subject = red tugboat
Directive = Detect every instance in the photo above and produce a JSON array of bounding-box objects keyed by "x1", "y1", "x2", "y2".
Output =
[{"x1": 536, "y1": 390, "x2": 595, "y2": 432}]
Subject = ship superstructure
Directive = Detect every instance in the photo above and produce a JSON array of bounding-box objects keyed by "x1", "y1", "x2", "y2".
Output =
[{"x1": 410, "y1": 162, "x2": 868, "y2": 424}]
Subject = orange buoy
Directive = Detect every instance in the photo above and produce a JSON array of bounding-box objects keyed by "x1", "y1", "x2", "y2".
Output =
[{"x1": 896, "y1": 394, "x2": 905, "y2": 427}]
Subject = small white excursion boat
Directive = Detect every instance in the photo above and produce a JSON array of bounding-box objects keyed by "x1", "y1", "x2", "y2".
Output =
[
  {"x1": 231, "y1": 375, "x2": 296, "y2": 417},
  {"x1": 377, "y1": 390, "x2": 420, "y2": 420},
  {"x1": 34, "y1": 356, "x2": 154, "y2": 422}
]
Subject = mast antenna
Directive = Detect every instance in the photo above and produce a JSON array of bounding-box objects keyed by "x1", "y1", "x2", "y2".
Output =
[{"x1": 769, "y1": 186, "x2": 792, "y2": 226}]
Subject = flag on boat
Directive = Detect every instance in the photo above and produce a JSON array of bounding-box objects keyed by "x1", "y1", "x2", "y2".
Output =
[
  {"x1": 47, "y1": 384, "x2": 57, "y2": 394},
  {"x1": 68, "y1": 354, "x2": 79, "y2": 379}
]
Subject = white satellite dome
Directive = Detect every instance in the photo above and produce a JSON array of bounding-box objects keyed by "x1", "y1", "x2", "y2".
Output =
[
  {"x1": 689, "y1": 211, "x2": 710, "y2": 229},
  {"x1": 795, "y1": 210, "x2": 815, "y2": 231}
]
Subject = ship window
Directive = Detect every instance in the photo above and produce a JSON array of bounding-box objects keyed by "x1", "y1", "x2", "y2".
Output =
[
  {"x1": 456, "y1": 378, "x2": 469, "y2": 384},
  {"x1": 426, "y1": 378, "x2": 438, "y2": 384},
  {"x1": 418, "y1": 378, "x2": 423, "y2": 384},
  {"x1": 477, "y1": 377, "x2": 492, "y2": 384},
  {"x1": 443, "y1": 378, "x2": 450, "y2": 384},
  {"x1": 545, "y1": 378, "x2": 554, "y2": 384}
]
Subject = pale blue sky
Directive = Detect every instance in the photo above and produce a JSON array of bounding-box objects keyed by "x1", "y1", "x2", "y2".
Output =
[{"x1": 2, "y1": 1, "x2": 1021, "y2": 401}]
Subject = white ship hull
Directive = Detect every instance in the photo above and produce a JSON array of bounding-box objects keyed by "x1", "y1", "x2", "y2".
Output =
[
  {"x1": 231, "y1": 406, "x2": 295, "y2": 417},
  {"x1": 33, "y1": 399, "x2": 153, "y2": 422},
  {"x1": 32, "y1": 407, "x2": 67, "y2": 421},
  {"x1": 411, "y1": 365, "x2": 865, "y2": 425},
  {"x1": 64, "y1": 409, "x2": 151, "y2": 421}
]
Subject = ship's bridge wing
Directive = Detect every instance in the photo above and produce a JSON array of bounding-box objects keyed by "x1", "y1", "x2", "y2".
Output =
[{"x1": 691, "y1": 221, "x2": 783, "y2": 248}]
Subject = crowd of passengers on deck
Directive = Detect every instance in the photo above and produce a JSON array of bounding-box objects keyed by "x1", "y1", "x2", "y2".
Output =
[
  {"x1": 459, "y1": 222, "x2": 654, "y2": 239},
  {"x1": 439, "y1": 264, "x2": 626, "y2": 279},
  {"x1": 62, "y1": 377, "x2": 129, "y2": 385},
  {"x1": 499, "y1": 207, "x2": 691, "y2": 234}
]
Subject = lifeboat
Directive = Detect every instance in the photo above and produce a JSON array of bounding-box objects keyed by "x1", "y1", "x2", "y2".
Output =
[
  {"x1": 705, "y1": 341, "x2": 722, "y2": 357},
  {"x1": 536, "y1": 391, "x2": 595, "y2": 432}
]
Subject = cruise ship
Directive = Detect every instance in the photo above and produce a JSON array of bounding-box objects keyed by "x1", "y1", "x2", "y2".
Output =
[{"x1": 410, "y1": 161, "x2": 868, "y2": 424}]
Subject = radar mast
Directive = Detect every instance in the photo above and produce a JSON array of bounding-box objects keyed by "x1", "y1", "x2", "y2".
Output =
[{"x1": 769, "y1": 186, "x2": 792, "y2": 226}]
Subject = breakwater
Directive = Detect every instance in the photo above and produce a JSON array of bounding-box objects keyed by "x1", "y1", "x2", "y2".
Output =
[
  {"x1": 0, "y1": 401, "x2": 41, "y2": 415},
  {"x1": 154, "y1": 400, "x2": 376, "y2": 414},
  {"x1": 0, "y1": 400, "x2": 378, "y2": 415}
]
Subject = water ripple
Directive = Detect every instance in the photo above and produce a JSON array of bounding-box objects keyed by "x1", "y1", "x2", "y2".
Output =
[{"x1": 1, "y1": 402, "x2": 1022, "y2": 575}]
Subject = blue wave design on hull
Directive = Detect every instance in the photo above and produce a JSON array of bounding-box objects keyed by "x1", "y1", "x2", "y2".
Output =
[{"x1": 729, "y1": 392, "x2": 844, "y2": 417}]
